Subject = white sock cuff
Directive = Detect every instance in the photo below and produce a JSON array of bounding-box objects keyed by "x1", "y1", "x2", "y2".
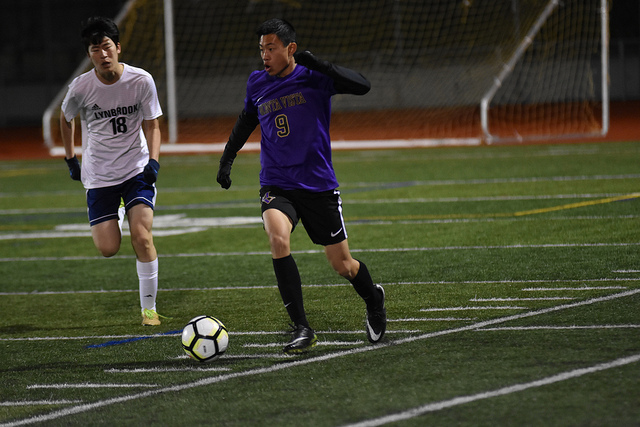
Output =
[{"x1": 136, "y1": 258, "x2": 159, "y2": 279}]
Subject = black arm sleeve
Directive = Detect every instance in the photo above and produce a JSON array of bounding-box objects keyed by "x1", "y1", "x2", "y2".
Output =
[
  {"x1": 294, "y1": 51, "x2": 371, "y2": 95},
  {"x1": 220, "y1": 109, "x2": 260, "y2": 165},
  {"x1": 327, "y1": 63, "x2": 371, "y2": 95}
]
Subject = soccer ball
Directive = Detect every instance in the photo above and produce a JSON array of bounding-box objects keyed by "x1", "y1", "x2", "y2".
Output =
[{"x1": 181, "y1": 315, "x2": 229, "y2": 362}]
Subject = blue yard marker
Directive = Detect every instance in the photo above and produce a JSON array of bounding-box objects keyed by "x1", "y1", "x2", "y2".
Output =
[{"x1": 85, "y1": 330, "x2": 181, "y2": 349}]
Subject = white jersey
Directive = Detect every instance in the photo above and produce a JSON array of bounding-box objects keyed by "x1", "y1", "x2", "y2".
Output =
[{"x1": 61, "y1": 63, "x2": 162, "y2": 189}]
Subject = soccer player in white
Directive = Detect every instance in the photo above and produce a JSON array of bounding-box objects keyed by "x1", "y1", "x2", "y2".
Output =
[{"x1": 60, "y1": 16, "x2": 165, "y2": 326}]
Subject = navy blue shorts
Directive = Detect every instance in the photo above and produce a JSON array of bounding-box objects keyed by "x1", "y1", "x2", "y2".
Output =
[
  {"x1": 86, "y1": 173, "x2": 156, "y2": 226},
  {"x1": 260, "y1": 186, "x2": 348, "y2": 246}
]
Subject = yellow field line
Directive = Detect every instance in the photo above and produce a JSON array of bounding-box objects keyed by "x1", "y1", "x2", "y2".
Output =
[
  {"x1": 349, "y1": 193, "x2": 640, "y2": 222},
  {"x1": 0, "y1": 168, "x2": 51, "y2": 178},
  {"x1": 513, "y1": 193, "x2": 640, "y2": 217}
]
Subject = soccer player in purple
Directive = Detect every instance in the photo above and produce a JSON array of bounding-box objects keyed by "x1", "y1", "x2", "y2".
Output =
[{"x1": 217, "y1": 18, "x2": 386, "y2": 354}]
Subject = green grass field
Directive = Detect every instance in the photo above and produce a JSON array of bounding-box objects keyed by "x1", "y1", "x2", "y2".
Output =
[{"x1": 1, "y1": 141, "x2": 639, "y2": 426}]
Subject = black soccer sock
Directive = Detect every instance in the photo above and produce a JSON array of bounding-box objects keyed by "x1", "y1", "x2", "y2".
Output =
[
  {"x1": 272, "y1": 255, "x2": 309, "y2": 328},
  {"x1": 349, "y1": 260, "x2": 381, "y2": 308}
]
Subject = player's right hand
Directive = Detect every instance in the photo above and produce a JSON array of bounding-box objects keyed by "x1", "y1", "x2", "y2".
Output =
[
  {"x1": 217, "y1": 161, "x2": 232, "y2": 189},
  {"x1": 64, "y1": 155, "x2": 81, "y2": 181}
]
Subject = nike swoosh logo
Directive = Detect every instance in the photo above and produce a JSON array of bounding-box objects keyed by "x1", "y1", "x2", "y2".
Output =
[
  {"x1": 330, "y1": 228, "x2": 343, "y2": 238},
  {"x1": 366, "y1": 321, "x2": 382, "y2": 342}
]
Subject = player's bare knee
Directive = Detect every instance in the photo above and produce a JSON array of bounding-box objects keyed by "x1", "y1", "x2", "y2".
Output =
[
  {"x1": 268, "y1": 233, "x2": 290, "y2": 254},
  {"x1": 131, "y1": 234, "x2": 152, "y2": 254},
  {"x1": 98, "y1": 244, "x2": 120, "y2": 258}
]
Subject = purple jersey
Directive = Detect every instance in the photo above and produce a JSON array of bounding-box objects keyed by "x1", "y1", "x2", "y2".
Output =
[{"x1": 244, "y1": 65, "x2": 339, "y2": 191}]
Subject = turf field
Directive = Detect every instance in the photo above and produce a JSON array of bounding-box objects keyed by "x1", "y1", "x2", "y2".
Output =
[{"x1": 0, "y1": 141, "x2": 639, "y2": 426}]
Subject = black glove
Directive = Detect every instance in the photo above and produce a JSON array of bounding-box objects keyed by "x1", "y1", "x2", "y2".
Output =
[
  {"x1": 294, "y1": 50, "x2": 370, "y2": 95},
  {"x1": 217, "y1": 160, "x2": 232, "y2": 189},
  {"x1": 216, "y1": 110, "x2": 259, "y2": 190},
  {"x1": 294, "y1": 50, "x2": 329, "y2": 73},
  {"x1": 64, "y1": 155, "x2": 81, "y2": 181},
  {"x1": 143, "y1": 159, "x2": 160, "y2": 184}
]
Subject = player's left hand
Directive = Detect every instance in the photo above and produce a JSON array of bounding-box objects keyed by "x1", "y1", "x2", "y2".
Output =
[
  {"x1": 294, "y1": 50, "x2": 319, "y2": 68},
  {"x1": 217, "y1": 161, "x2": 232, "y2": 189},
  {"x1": 295, "y1": 50, "x2": 332, "y2": 75},
  {"x1": 64, "y1": 155, "x2": 81, "y2": 181},
  {"x1": 143, "y1": 159, "x2": 160, "y2": 184}
]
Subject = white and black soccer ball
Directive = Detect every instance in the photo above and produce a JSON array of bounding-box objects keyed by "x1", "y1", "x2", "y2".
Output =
[{"x1": 181, "y1": 315, "x2": 229, "y2": 362}]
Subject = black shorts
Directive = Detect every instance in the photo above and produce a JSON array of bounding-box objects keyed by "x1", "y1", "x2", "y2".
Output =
[{"x1": 260, "y1": 186, "x2": 348, "y2": 246}]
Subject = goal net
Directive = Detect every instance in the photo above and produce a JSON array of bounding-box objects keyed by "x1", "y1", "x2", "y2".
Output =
[{"x1": 43, "y1": 0, "x2": 609, "y2": 151}]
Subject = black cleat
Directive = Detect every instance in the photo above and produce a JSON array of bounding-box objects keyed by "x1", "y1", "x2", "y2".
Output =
[
  {"x1": 283, "y1": 324, "x2": 318, "y2": 354},
  {"x1": 366, "y1": 284, "x2": 387, "y2": 343}
]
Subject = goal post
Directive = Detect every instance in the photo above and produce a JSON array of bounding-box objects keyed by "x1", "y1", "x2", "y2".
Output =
[
  {"x1": 480, "y1": 0, "x2": 610, "y2": 143},
  {"x1": 43, "y1": 0, "x2": 610, "y2": 154},
  {"x1": 42, "y1": 0, "x2": 178, "y2": 152},
  {"x1": 163, "y1": 0, "x2": 178, "y2": 144},
  {"x1": 480, "y1": 0, "x2": 561, "y2": 142}
]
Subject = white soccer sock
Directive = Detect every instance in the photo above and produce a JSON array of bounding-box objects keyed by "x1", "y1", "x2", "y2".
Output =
[{"x1": 137, "y1": 258, "x2": 158, "y2": 311}]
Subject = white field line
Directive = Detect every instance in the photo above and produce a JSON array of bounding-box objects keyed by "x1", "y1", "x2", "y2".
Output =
[
  {"x1": 48, "y1": 138, "x2": 483, "y2": 158},
  {"x1": 370, "y1": 173, "x2": 640, "y2": 186},
  {"x1": 172, "y1": 353, "x2": 294, "y2": 360},
  {"x1": 399, "y1": 289, "x2": 640, "y2": 344},
  {"x1": 420, "y1": 306, "x2": 527, "y2": 312},
  {"x1": 3, "y1": 242, "x2": 640, "y2": 263},
  {"x1": 0, "y1": 193, "x2": 633, "y2": 214},
  {"x1": 0, "y1": 277, "x2": 634, "y2": 297},
  {"x1": 1, "y1": 216, "x2": 637, "y2": 238},
  {"x1": 0, "y1": 329, "x2": 417, "y2": 343},
  {"x1": 341, "y1": 288, "x2": 640, "y2": 427},
  {"x1": 0, "y1": 334, "x2": 178, "y2": 342},
  {"x1": 392, "y1": 280, "x2": 631, "y2": 287},
  {"x1": 0, "y1": 228, "x2": 210, "y2": 241},
  {"x1": 0, "y1": 147, "x2": 611, "y2": 178},
  {"x1": 478, "y1": 324, "x2": 640, "y2": 331},
  {"x1": 0, "y1": 146, "x2": 624, "y2": 178},
  {"x1": 342, "y1": 353, "x2": 640, "y2": 427},
  {"x1": 522, "y1": 286, "x2": 628, "y2": 291},
  {"x1": 27, "y1": 384, "x2": 158, "y2": 389},
  {"x1": 0, "y1": 400, "x2": 82, "y2": 407},
  {"x1": 8, "y1": 167, "x2": 640, "y2": 195},
  {"x1": 3, "y1": 288, "x2": 638, "y2": 427},
  {"x1": 176, "y1": 354, "x2": 275, "y2": 362},
  {"x1": 389, "y1": 318, "x2": 475, "y2": 322},
  {"x1": 243, "y1": 340, "x2": 365, "y2": 348},
  {"x1": 105, "y1": 367, "x2": 231, "y2": 373},
  {"x1": 470, "y1": 297, "x2": 575, "y2": 301},
  {"x1": 347, "y1": 193, "x2": 632, "y2": 204}
]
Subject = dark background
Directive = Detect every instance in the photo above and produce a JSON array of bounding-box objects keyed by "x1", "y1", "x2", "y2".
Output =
[{"x1": 0, "y1": 0, "x2": 638, "y2": 128}]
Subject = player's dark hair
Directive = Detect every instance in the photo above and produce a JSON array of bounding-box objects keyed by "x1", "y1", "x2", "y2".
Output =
[
  {"x1": 256, "y1": 18, "x2": 296, "y2": 46},
  {"x1": 81, "y1": 16, "x2": 120, "y2": 51}
]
